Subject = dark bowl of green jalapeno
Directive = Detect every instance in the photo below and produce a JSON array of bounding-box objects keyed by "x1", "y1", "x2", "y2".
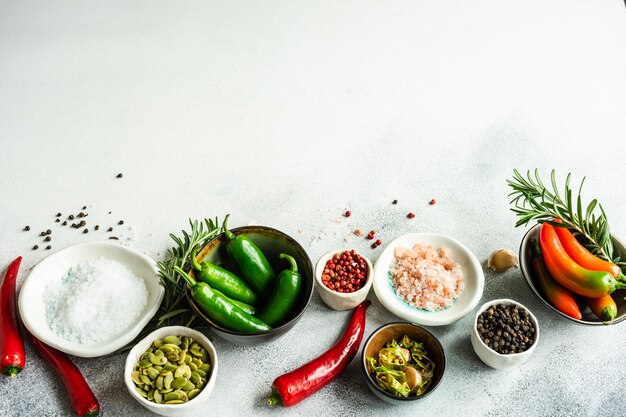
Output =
[{"x1": 186, "y1": 225, "x2": 314, "y2": 346}]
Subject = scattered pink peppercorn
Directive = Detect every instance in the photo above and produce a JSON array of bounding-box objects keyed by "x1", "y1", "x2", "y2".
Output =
[
  {"x1": 429, "y1": 199, "x2": 437, "y2": 205},
  {"x1": 345, "y1": 210, "x2": 351, "y2": 217},
  {"x1": 407, "y1": 212, "x2": 415, "y2": 219},
  {"x1": 371, "y1": 239, "x2": 382, "y2": 249}
]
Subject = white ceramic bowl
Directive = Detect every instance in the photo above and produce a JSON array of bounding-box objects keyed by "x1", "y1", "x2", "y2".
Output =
[
  {"x1": 19, "y1": 242, "x2": 164, "y2": 357},
  {"x1": 470, "y1": 299, "x2": 539, "y2": 369},
  {"x1": 373, "y1": 233, "x2": 484, "y2": 326},
  {"x1": 124, "y1": 326, "x2": 218, "y2": 417},
  {"x1": 315, "y1": 249, "x2": 373, "y2": 311}
]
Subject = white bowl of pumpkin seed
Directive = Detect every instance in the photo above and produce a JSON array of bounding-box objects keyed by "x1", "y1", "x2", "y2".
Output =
[{"x1": 124, "y1": 326, "x2": 218, "y2": 416}]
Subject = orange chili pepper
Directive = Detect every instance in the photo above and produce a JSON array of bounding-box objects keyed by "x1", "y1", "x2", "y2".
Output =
[
  {"x1": 553, "y1": 225, "x2": 626, "y2": 281},
  {"x1": 584, "y1": 295, "x2": 617, "y2": 322},
  {"x1": 539, "y1": 223, "x2": 626, "y2": 298}
]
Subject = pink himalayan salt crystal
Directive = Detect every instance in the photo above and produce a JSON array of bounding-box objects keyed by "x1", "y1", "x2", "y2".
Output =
[{"x1": 390, "y1": 243, "x2": 464, "y2": 311}]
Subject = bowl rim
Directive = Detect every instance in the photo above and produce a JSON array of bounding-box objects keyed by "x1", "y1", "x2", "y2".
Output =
[
  {"x1": 124, "y1": 325, "x2": 218, "y2": 410},
  {"x1": 185, "y1": 225, "x2": 314, "y2": 336},
  {"x1": 361, "y1": 321, "x2": 447, "y2": 402},
  {"x1": 372, "y1": 232, "x2": 485, "y2": 326},
  {"x1": 18, "y1": 241, "x2": 165, "y2": 357},
  {"x1": 314, "y1": 249, "x2": 373, "y2": 299},
  {"x1": 472, "y1": 298, "x2": 539, "y2": 358},
  {"x1": 519, "y1": 223, "x2": 626, "y2": 326}
]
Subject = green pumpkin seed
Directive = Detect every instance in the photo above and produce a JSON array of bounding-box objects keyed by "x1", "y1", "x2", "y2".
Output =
[
  {"x1": 177, "y1": 350, "x2": 187, "y2": 365},
  {"x1": 188, "y1": 362, "x2": 197, "y2": 372},
  {"x1": 187, "y1": 389, "x2": 201, "y2": 400},
  {"x1": 135, "y1": 387, "x2": 147, "y2": 398},
  {"x1": 174, "y1": 365, "x2": 187, "y2": 378},
  {"x1": 189, "y1": 372, "x2": 201, "y2": 384},
  {"x1": 182, "y1": 381, "x2": 195, "y2": 392},
  {"x1": 163, "y1": 362, "x2": 178, "y2": 372},
  {"x1": 147, "y1": 389, "x2": 155, "y2": 401},
  {"x1": 171, "y1": 377, "x2": 188, "y2": 389},
  {"x1": 164, "y1": 391, "x2": 184, "y2": 402},
  {"x1": 195, "y1": 369, "x2": 207, "y2": 378},
  {"x1": 154, "y1": 390, "x2": 163, "y2": 404},
  {"x1": 199, "y1": 363, "x2": 210, "y2": 373},
  {"x1": 189, "y1": 345, "x2": 202, "y2": 357},
  {"x1": 164, "y1": 373, "x2": 174, "y2": 390},
  {"x1": 156, "y1": 375, "x2": 164, "y2": 390},
  {"x1": 195, "y1": 380, "x2": 205, "y2": 390},
  {"x1": 164, "y1": 335, "x2": 181, "y2": 346},
  {"x1": 164, "y1": 400, "x2": 184, "y2": 404},
  {"x1": 146, "y1": 368, "x2": 159, "y2": 380},
  {"x1": 131, "y1": 371, "x2": 143, "y2": 385},
  {"x1": 153, "y1": 339, "x2": 163, "y2": 348},
  {"x1": 160, "y1": 388, "x2": 173, "y2": 394},
  {"x1": 140, "y1": 374, "x2": 152, "y2": 385},
  {"x1": 138, "y1": 359, "x2": 152, "y2": 369}
]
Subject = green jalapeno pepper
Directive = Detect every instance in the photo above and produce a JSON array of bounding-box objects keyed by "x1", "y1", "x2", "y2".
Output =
[
  {"x1": 222, "y1": 215, "x2": 275, "y2": 299},
  {"x1": 258, "y1": 254, "x2": 302, "y2": 327},
  {"x1": 191, "y1": 249, "x2": 260, "y2": 306},
  {"x1": 174, "y1": 267, "x2": 271, "y2": 333},
  {"x1": 224, "y1": 294, "x2": 258, "y2": 316}
]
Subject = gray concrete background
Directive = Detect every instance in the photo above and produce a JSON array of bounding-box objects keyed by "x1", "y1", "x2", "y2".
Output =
[{"x1": 1, "y1": 1, "x2": 625, "y2": 416}]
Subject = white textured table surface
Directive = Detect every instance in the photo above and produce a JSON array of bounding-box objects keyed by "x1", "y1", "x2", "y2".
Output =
[{"x1": 1, "y1": 1, "x2": 626, "y2": 416}]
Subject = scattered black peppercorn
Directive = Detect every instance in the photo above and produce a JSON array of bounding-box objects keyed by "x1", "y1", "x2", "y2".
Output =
[
  {"x1": 83, "y1": 229, "x2": 88, "y2": 234},
  {"x1": 40, "y1": 231, "x2": 46, "y2": 236},
  {"x1": 79, "y1": 220, "x2": 86, "y2": 227},
  {"x1": 44, "y1": 236, "x2": 51, "y2": 242},
  {"x1": 95, "y1": 225, "x2": 100, "y2": 231},
  {"x1": 82, "y1": 206, "x2": 87, "y2": 210},
  {"x1": 107, "y1": 227, "x2": 113, "y2": 232},
  {"x1": 46, "y1": 229, "x2": 52, "y2": 235},
  {"x1": 117, "y1": 173, "x2": 123, "y2": 178},
  {"x1": 24, "y1": 226, "x2": 31, "y2": 231},
  {"x1": 77, "y1": 212, "x2": 85, "y2": 218},
  {"x1": 55, "y1": 219, "x2": 60, "y2": 223},
  {"x1": 68, "y1": 214, "x2": 75, "y2": 220},
  {"x1": 32, "y1": 245, "x2": 38, "y2": 250},
  {"x1": 62, "y1": 221, "x2": 67, "y2": 226},
  {"x1": 56, "y1": 213, "x2": 61, "y2": 217},
  {"x1": 118, "y1": 220, "x2": 124, "y2": 225},
  {"x1": 392, "y1": 200, "x2": 398, "y2": 204},
  {"x1": 45, "y1": 245, "x2": 51, "y2": 250},
  {"x1": 109, "y1": 236, "x2": 119, "y2": 240},
  {"x1": 477, "y1": 303, "x2": 535, "y2": 354}
]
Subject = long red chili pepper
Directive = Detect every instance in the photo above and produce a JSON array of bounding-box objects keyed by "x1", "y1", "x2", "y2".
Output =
[
  {"x1": 28, "y1": 332, "x2": 100, "y2": 417},
  {"x1": 553, "y1": 224, "x2": 626, "y2": 281},
  {"x1": 0, "y1": 257, "x2": 25, "y2": 377},
  {"x1": 585, "y1": 295, "x2": 617, "y2": 322},
  {"x1": 531, "y1": 241, "x2": 582, "y2": 320},
  {"x1": 539, "y1": 223, "x2": 625, "y2": 298},
  {"x1": 268, "y1": 300, "x2": 370, "y2": 407}
]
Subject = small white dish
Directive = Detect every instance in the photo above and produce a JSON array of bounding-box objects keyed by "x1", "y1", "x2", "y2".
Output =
[
  {"x1": 373, "y1": 233, "x2": 484, "y2": 326},
  {"x1": 124, "y1": 326, "x2": 218, "y2": 417},
  {"x1": 315, "y1": 249, "x2": 373, "y2": 311},
  {"x1": 19, "y1": 242, "x2": 164, "y2": 357},
  {"x1": 470, "y1": 299, "x2": 539, "y2": 369}
]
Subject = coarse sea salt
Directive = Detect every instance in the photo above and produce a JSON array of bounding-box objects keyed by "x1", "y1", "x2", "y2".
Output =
[{"x1": 44, "y1": 258, "x2": 148, "y2": 344}]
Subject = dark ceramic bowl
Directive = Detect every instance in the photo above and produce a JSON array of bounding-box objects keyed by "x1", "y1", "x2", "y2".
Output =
[
  {"x1": 185, "y1": 225, "x2": 314, "y2": 345},
  {"x1": 519, "y1": 223, "x2": 626, "y2": 325},
  {"x1": 361, "y1": 322, "x2": 446, "y2": 404}
]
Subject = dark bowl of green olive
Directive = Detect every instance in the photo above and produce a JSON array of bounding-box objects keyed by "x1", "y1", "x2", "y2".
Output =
[{"x1": 186, "y1": 225, "x2": 314, "y2": 346}]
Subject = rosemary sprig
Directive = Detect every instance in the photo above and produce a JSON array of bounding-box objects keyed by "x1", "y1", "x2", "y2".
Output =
[
  {"x1": 507, "y1": 169, "x2": 625, "y2": 270},
  {"x1": 116, "y1": 217, "x2": 223, "y2": 353}
]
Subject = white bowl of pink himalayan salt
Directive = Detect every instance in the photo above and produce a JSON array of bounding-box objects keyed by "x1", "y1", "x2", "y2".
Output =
[{"x1": 373, "y1": 233, "x2": 484, "y2": 326}]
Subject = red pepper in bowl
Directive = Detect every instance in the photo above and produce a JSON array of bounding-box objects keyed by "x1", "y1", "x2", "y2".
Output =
[{"x1": 0, "y1": 257, "x2": 25, "y2": 377}]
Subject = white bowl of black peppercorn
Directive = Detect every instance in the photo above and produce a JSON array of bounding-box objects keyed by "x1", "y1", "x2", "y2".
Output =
[{"x1": 471, "y1": 299, "x2": 539, "y2": 369}]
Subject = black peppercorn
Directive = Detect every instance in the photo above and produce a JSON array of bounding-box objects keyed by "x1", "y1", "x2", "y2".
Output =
[
  {"x1": 117, "y1": 173, "x2": 123, "y2": 178},
  {"x1": 44, "y1": 236, "x2": 51, "y2": 242},
  {"x1": 45, "y1": 245, "x2": 51, "y2": 250},
  {"x1": 118, "y1": 220, "x2": 124, "y2": 225},
  {"x1": 24, "y1": 226, "x2": 31, "y2": 231},
  {"x1": 32, "y1": 245, "x2": 38, "y2": 250}
]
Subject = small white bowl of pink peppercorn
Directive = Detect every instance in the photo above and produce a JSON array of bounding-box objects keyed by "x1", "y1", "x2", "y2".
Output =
[{"x1": 315, "y1": 249, "x2": 373, "y2": 311}]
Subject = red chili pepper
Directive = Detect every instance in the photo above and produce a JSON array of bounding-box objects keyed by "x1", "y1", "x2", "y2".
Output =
[
  {"x1": 28, "y1": 332, "x2": 100, "y2": 417},
  {"x1": 531, "y1": 241, "x2": 582, "y2": 320},
  {"x1": 553, "y1": 224, "x2": 626, "y2": 281},
  {"x1": 585, "y1": 295, "x2": 617, "y2": 322},
  {"x1": 539, "y1": 223, "x2": 625, "y2": 298},
  {"x1": 268, "y1": 300, "x2": 370, "y2": 407},
  {"x1": 1, "y1": 257, "x2": 25, "y2": 377}
]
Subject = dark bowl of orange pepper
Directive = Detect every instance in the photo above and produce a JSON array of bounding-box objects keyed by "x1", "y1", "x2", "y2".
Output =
[{"x1": 519, "y1": 223, "x2": 626, "y2": 325}]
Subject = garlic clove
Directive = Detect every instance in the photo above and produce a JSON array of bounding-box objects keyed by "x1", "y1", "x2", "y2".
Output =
[{"x1": 487, "y1": 249, "x2": 519, "y2": 272}]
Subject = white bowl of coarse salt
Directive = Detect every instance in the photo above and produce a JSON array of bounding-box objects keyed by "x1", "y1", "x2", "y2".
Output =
[
  {"x1": 19, "y1": 242, "x2": 164, "y2": 357},
  {"x1": 373, "y1": 233, "x2": 484, "y2": 326}
]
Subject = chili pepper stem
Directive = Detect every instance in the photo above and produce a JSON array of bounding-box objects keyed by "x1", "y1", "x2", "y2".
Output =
[
  {"x1": 222, "y1": 214, "x2": 235, "y2": 240},
  {"x1": 279, "y1": 253, "x2": 298, "y2": 273},
  {"x1": 173, "y1": 266, "x2": 197, "y2": 287},
  {"x1": 84, "y1": 411, "x2": 99, "y2": 417},
  {"x1": 2, "y1": 365, "x2": 21, "y2": 377},
  {"x1": 267, "y1": 391, "x2": 282, "y2": 406},
  {"x1": 191, "y1": 248, "x2": 202, "y2": 272}
]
